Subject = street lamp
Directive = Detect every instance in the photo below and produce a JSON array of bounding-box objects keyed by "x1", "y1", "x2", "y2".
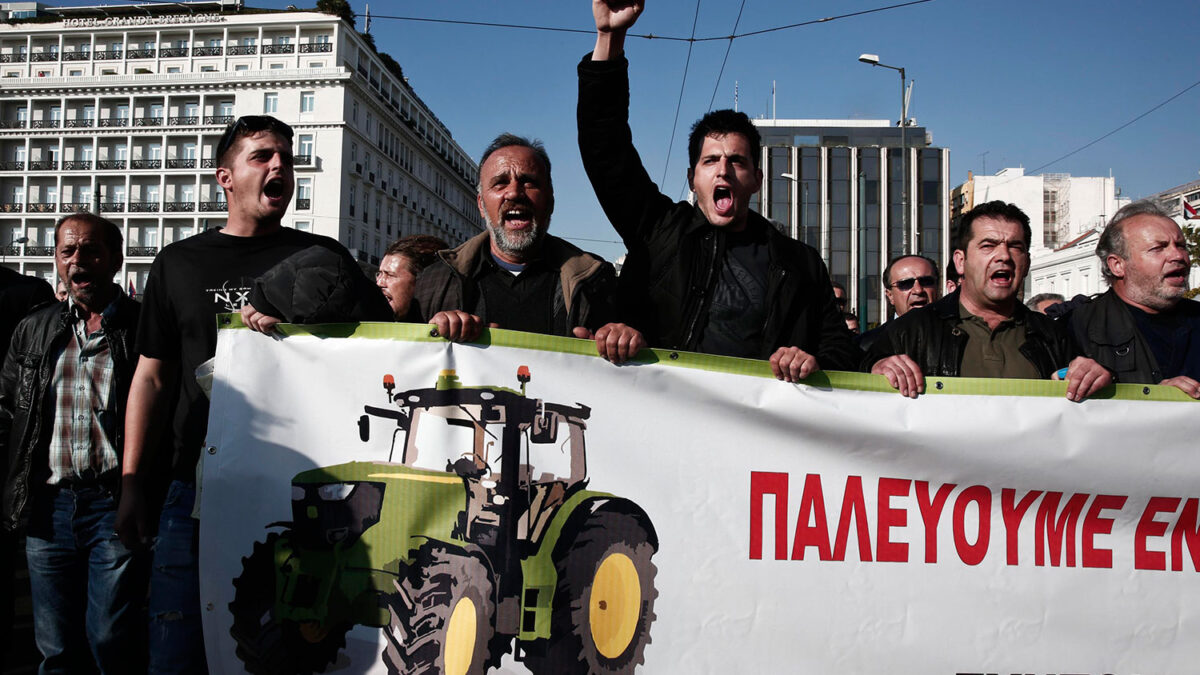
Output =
[
  {"x1": 859, "y1": 53, "x2": 910, "y2": 252},
  {"x1": 3, "y1": 235, "x2": 28, "y2": 267}
]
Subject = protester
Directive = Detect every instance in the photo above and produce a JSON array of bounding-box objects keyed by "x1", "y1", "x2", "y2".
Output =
[
  {"x1": 864, "y1": 200, "x2": 1111, "y2": 401},
  {"x1": 116, "y1": 115, "x2": 357, "y2": 673},
  {"x1": 377, "y1": 235, "x2": 448, "y2": 318},
  {"x1": 844, "y1": 312, "x2": 860, "y2": 336},
  {"x1": 945, "y1": 259, "x2": 961, "y2": 294},
  {"x1": 858, "y1": 254, "x2": 940, "y2": 350},
  {"x1": 1026, "y1": 292, "x2": 1065, "y2": 314},
  {"x1": 832, "y1": 282, "x2": 848, "y2": 313},
  {"x1": 0, "y1": 213, "x2": 145, "y2": 673},
  {"x1": 408, "y1": 133, "x2": 645, "y2": 363},
  {"x1": 578, "y1": 1, "x2": 859, "y2": 381},
  {"x1": 1065, "y1": 200, "x2": 1200, "y2": 397}
]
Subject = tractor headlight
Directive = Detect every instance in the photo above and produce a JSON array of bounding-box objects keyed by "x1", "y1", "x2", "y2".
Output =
[
  {"x1": 291, "y1": 485, "x2": 306, "y2": 501},
  {"x1": 317, "y1": 482, "x2": 356, "y2": 501}
]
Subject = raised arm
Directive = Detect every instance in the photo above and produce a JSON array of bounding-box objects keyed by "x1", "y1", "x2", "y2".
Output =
[{"x1": 592, "y1": 0, "x2": 643, "y2": 60}]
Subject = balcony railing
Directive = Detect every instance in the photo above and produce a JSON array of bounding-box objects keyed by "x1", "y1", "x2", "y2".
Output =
[
  {"x1": 0, "y1": 246, "x2": 18, "y2": 256},
  {"x1": 31, "y1": 52, "x2": 57, "y2": 62},
  {"x1": 160, "y1": 47, "x2": 189, "y2": 58},
  {"x1": 0, "y1": 203, "x2": 22, "y2": 212},
  {"x1": 168, "y1": 116, "x2": 199, "y2": 126},
  {"x1": 29, "y1": 161, "x2": 57, "y2": 170},
  {"x1": 200, "y1": 159, "x2": 217, "y2": 169},
  {"x1": 63, "y1": 161, "x2": 91, "y2": 170},
  {"x1": 29, "y1": 119, "x2": 60, "y2": 129},
  {"x1": 0, "y1": 161, "x2": 23, "y2": 171},
  {"x1": 98, "y1": 117, "x2": 128, "y2": 128},
  {"x1": 60, "y1": 202, "x2": 89, "y2": 212},
  {"x1": 192, "y1": 46, "x2": 222, "y2": 57},
  {"x1": 166, "y1": 159, "x2": 196, "y2": 169},
  {"x1": 134, "y1": 116, "x2": 164, "y2": 127},
  {"x1": 199, "y1": 201, "x2": 227, "y2": 212},
  {"x1": 0, "y1": 120, "x2": 27, "y2": 129},
  {"x1": 127, "y1": 48, "x2": 156, "y2": 59},
  {"x1": 299, "y1": 42, "x2": 332, "y2": 53},
  {"x1": 128, "y1": 246, "x2": 159, "y2": 256},
  {"x1": 227, "y1": 45, "x2": 257, "y2": 56},
  {"x1": 65, "y1": 119, "x2": 93, "y2": 128},
  {"x1": 164, "y1": 201, "x2": 194, "y2": 212},
  {"x1": 62, "y1": 50, "x2": 90, "y2": 61},
  {"x1": 262, "y1": 44, "x2": 294, "y2": 54},
  {"x1": 204, "y1": 115, "x2": 234, "y2": 125},
  {"x1": 0, "y1": 53, "x2": 27, "y2": 63},
  {"x1": 99, "y1": 202, "x2": 125, "y2": 213},
  {"x1": 131, "y1": 159, "x2": 162, "y2": 169},
  {"x1": 294, "y1": 154, "x2": 312, "y2": 166},
  {"x1": 96, "y1": 160, "x2": 126, "y2": 170},
  {"x1": 25, "y1": 246, "x2": 54, "y2": 256},
  {"x1": 93, "y1": 50, "x2": 122, "y2": 60},
  {"x1": 129, "y1": 201, "x2": 159, "y2": 212},
  {"x1": 26, "y1": 203, "x2": 56, "y2": 213},
  {"x1": 295, "y1": 198, "x2": 311, "y2": 210}
]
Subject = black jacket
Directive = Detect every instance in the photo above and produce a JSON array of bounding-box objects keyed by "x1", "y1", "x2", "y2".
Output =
[
  {"x1": 409, "y1": 231, "x2": 617, "y2": 336},
  {"x1": 250, "y1": 245, "x2": 393, "y2": 324},
  {"x1": 862, "y1": 291, "x2": 1076, "y2": 378},
  {"x1": 578, "y1": 54, "x2": 860, "y2": 367},
  {"x1": 1065, "y1": 288, "x2": 1200, "y2": 384},
  {"x1": 0, "y1": 292, "x2": 140, "y2": 531}
]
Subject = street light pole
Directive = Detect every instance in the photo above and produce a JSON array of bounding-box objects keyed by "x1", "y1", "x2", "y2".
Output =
[{"x1": 859, "y1": 53, "x2": 909, "y2": 253}]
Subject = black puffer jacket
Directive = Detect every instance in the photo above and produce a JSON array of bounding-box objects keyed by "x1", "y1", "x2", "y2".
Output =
[
  {"x1": 0, "y1": 293, "x2": 140, "y2": 531},
  {"x1": 862, "y1": 291, "x2": 1076, "y2": 377},
  {"x1": 250, "y1": 245, "x2": 393, "y2": 324},
  {"x1": 577, "y1": 54, "x2": 860, "y2": 368}
]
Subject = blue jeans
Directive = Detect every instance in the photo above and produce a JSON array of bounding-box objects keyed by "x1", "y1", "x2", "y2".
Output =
[
  {"x1": 148, "y1": 480, "x2": 206, "y2": 674},
  {"x1": 25, "y1": 484, "x2": 147, "y2": 675}
]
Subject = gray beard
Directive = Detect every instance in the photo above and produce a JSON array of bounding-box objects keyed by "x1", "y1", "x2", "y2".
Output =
[{"x1": 486, "y1": 213, "x2": 549, "y2": 259}]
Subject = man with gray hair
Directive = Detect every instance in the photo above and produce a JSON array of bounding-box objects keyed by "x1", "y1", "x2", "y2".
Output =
[
  {"x1": 408, "y1": 133, "x2": 644, "y2": 362},
  {"x1": 1026, "y1": 292, "x2": 1065, "y2": 314},
  {"x1": 1066, "y1": 200, "x2": 1200, "y2": 396}
]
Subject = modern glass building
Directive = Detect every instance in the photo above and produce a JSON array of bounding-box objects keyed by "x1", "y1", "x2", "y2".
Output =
[{"x1": 751, "y1": 119, "x2": 950, "y2": 327}]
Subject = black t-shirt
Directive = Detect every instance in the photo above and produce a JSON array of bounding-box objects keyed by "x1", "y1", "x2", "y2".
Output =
[
  {"x1": 474, "y1": 256, "x2": 558, "y2": 336},
  {"x1": 698, "y1": 224, "x2": 770, "y2": 358},
  {"x1": 137, "y1": 227, "x2": 348, "y2": 480},
  {"x1": 1126, "y1": 301, "x2": 1200, "y2": 380}
]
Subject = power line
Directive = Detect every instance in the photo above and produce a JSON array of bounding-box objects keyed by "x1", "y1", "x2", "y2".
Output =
[
  {"x1": 364, "y1": 1, "x2": 935, "y2": 44},
  {"x1": 706, "y1": 0, "x2": 748, "y2": 111},
  {"x1": 1025, "y1": 78, "x2": 1200, "y2": 176},
  {"x1": 659, "y1": 0, "x2": 703, "y2": 187}
]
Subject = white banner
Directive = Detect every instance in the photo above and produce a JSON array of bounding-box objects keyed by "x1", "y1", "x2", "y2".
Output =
[{"x1": 200, "y1": 323, "x2": 1200, "y2": 675}]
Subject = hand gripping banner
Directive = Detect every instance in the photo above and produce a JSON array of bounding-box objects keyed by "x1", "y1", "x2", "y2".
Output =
[{"x1": 199, "y1": 320, "x2": 1199, "y2": 675}]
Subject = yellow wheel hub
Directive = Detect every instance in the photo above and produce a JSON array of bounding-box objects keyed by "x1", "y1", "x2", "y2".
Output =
[
  {"x1": 298, "y1": 621, "x2": 329, "y2": 643},
  {"x1": 444, "y1": 595, "x2": 478, "y2": 675},
  {"x1": 589, "y1": 552, "x2": 641, "y2": 659}
]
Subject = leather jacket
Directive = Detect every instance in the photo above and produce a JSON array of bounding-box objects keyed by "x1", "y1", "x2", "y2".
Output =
[
  {"x1": 0, "y1": 292, "x2": 139, "y2": 531},
  {"x1": 862, "y1": 291, "x2": 1076, "y2": 378},
  {"x1": 1066, "y1": 288, "x2": 1200, "y2": 384}
]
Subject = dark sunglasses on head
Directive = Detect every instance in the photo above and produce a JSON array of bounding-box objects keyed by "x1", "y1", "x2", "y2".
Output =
[
  {"x1": 215, "y1": 115, "x2": 294, "y2": 162},
  {"x1": 890, "y1": 275, "x2": 936, "y2": 291}
]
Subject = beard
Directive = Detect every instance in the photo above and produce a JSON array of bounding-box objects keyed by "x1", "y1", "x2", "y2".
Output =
[{"x1": 486, "y1": 211, "x2": 549, "y2": 259}]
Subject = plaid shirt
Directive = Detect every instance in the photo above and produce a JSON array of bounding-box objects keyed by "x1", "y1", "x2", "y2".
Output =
[{"x1": 45, "y1": 297, "x2": 120, "y2": 485}]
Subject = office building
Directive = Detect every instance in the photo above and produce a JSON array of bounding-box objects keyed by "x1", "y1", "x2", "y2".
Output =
[{"x1": 0, "y1": 0, "x2": 484, "y2": 290}]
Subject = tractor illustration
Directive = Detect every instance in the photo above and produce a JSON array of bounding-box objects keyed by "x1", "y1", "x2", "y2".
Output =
[{"x1": 229, "y1": 367, "x2": 658, "y2": 675}]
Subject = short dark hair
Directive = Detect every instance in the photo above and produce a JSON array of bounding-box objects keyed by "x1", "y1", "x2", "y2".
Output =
[
  {"x1": 54, "y1": 211, "x2": 123, "y2": 255},
  {"x1": 688, "y1": 109, "x2": 762, "y2": 170},
  {"x1": 215, "y1": 115, "x2": 294, "y2": 167},
  {"x1": 945, "y1": 260, "x2": 960, "y2": 284},
  {"x1": 478, "y1": 133, "x2": 552, "y2": 193},
  {"x1": 1095, "y1": 199, "x2": 1174, "y2": 283},
  {"x1": 384, "y1": 234, "x2": 449, "y2": 273},
  {"x1": 955, "y1": 200, "x2": 1031, "y2": 251},
  {"x1": 882, "y1": 254, "x2": 939, "y2": 287}
]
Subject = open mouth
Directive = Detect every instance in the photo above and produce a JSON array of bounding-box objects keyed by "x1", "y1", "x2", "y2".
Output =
[
  {"x1": 501, "y1": 204, "x2": 533, "y2": 229},
  {"x1": 1164, "y1": 267, "x2": 1189, "y2": 284},
  {"x1": 713, "y1": 186, "x2": 733, "y2": 216},
  {"x1": 263, "y1": 178, "x2": 286, "y2": 202},
  {"x1": 990, "y1": 269, "x2": 1014, "y2": 286}
]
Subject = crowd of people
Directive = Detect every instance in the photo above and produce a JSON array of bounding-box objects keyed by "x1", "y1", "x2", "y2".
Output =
[{"x1": 0, "y1": 1, "x2": 1196, "y2": 673}]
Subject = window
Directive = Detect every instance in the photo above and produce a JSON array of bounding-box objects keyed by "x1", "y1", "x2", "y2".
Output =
[
  {"x1": 182, "y1": 143, "x2": 197, "y2": 160},
  {"x1": 300, "y1": 91, "x2": 315, "y2": 113},
  {"x1": 184, "y1": 102, "x2": 198, "y2": 118},
  {"x1": 146, "y1": 184, "x2": 160, "y2": 202},
  {"x1": 298, "y1": 134, "x2": 313, "y2": 158},
  {"x1": 348, "y1": 185, "x2": 355, "y2": 216},
  {"x1": 308, "y1": 61, "x2": 323, "y2": 68},
  {"x1": 219, "y1": 102, "x2": 234, "y2": 117},
  {"x1": 69, "y1": 69, "x2": 83, "y2": 77},
  {"x1": 167, "y1": 66, "x2": 181, "y2": 74},
  {"x1": 148, "y1": 143, "x2": 161, "y2": 160},
  {"x1": 235, "y1": 64, "x2": 248, "y2": 72},
  {"x1": 199, "y1": 65, "x2": 215, "y2": 72},
  {"x1": 270, "y1": 63, "x2": 284, "y2": 70},
  {"x1": 351, "y1": 100, "x2": 358, "y2": 122},
  {"x1": 315, "y1": 34, "x2": 330, "y2": 44},
  {"x1": 296, "y1": 178, "x2": 312, "y2": 202},
  {"x1": 351, "y1": 142, "x2": 357, "y2": 162},
  {"x1": 294, "y1": 220, "x2": 312, "y2": 232},
  {"x1": 264, "y1": 93, "x2": 278, "y2": 113}
]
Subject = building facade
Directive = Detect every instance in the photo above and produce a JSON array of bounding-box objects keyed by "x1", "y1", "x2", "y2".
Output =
[
  {"x1": 0, "y1": 1, "x2": 483, "y2": 291},
  {"x1": 751, "y1": 118, "x2": 951, "y2": 327}
]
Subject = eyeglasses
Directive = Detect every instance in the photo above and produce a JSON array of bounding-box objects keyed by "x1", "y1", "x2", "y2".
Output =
[
  {"x1": 890, "y1": 275, "x2": 936, "y2": 291},
  {"x1": 214, "y1": 115, "x2": 294, "y2": 164}
]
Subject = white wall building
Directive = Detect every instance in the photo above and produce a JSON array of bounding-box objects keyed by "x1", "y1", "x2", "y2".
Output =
[{"x1": 0, "y1": 1, "x2": 484, "y2": 291}]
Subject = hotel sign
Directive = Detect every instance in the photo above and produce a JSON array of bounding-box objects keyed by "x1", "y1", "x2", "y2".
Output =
[{"x1": 64, "y1": 14, "x2": 226, "y2": 28}]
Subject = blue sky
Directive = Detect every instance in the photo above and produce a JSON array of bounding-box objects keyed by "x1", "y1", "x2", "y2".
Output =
[{"x1": 53, "y1": 1, "x2": 1200, "y2": 261}]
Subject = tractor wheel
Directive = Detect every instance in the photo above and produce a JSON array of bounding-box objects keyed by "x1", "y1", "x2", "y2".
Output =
[
  {"x1": 228, "y1": 532, "x2": 349, "y2": 675},
  {"x1": 381, "y1": 545, "x2": 497, "y2": 675},
  {"x1": 525, "y1": 511, "x2": 657, "y2": 675}
]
